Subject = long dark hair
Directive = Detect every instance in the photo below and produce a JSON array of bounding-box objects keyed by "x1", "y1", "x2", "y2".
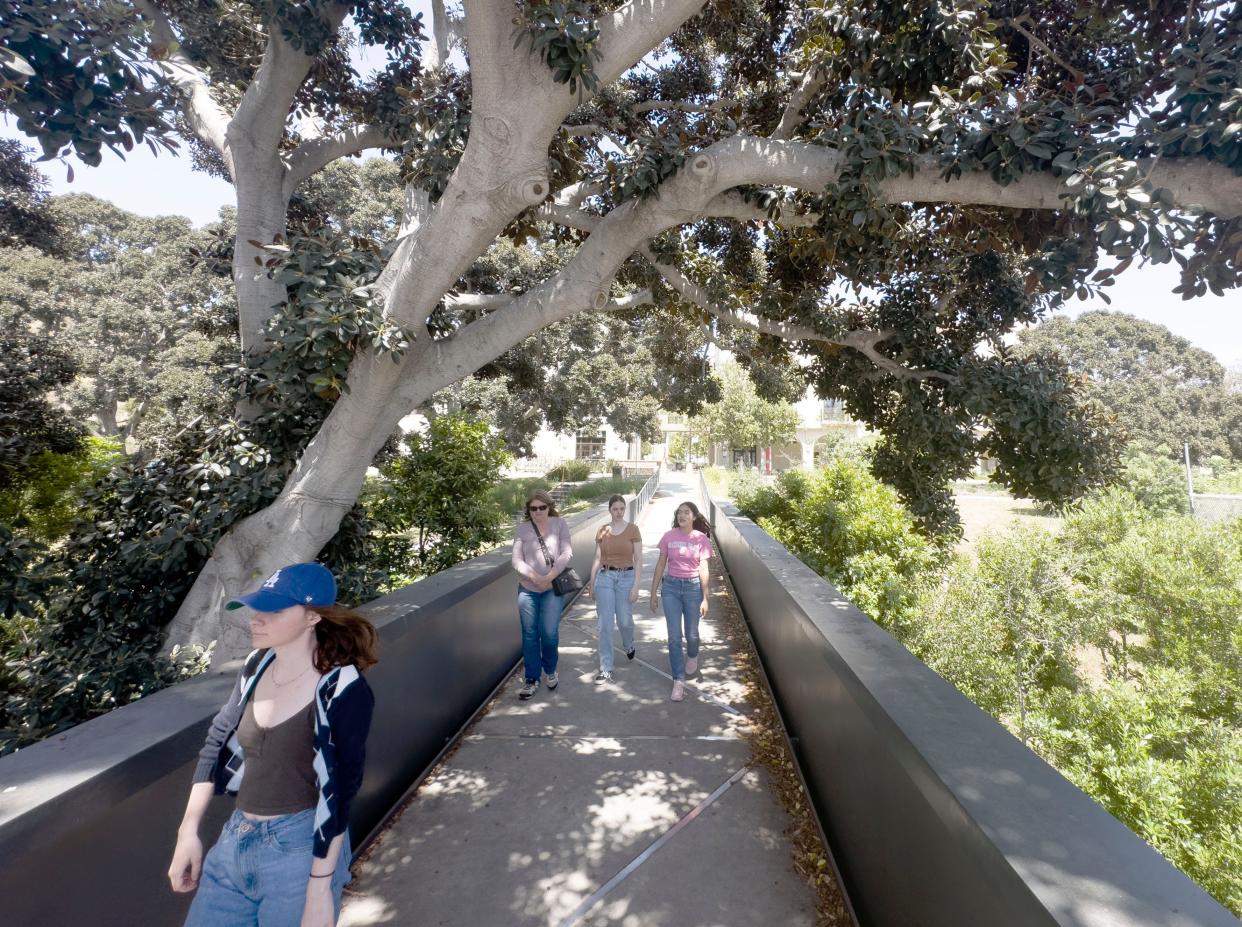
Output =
[
  {"x1": 525, "y1": 489, "x2": 561, "y2": 520},
  {"x1": 672, "y1": 500, "x2": 711, "y2": 535},
  {"x1": 313, "y1": 605, "x2": 379, "y2": 672}
]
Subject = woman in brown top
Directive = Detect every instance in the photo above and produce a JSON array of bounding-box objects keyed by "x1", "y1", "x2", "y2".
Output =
[{"x1": 586, "y1": 494, "x2": 642, "y2": 682}]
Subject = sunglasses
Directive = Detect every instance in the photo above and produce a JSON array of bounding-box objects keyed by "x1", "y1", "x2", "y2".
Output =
[{"x1": 528, "y1": 504, "x2": 549, "y2": 512}]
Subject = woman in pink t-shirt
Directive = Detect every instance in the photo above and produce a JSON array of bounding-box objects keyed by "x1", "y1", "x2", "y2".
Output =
[{"x1": 649, "y1": 500, "x2": 713, "y2": 701}]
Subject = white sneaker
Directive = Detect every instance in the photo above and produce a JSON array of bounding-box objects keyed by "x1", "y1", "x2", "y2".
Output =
[
  {"x1": 594, "y1": 670, "x2": 613, "y2": 684},
  {"x1": 545, "y1": 672, "x2": 559, "y2": 690},
  {"x1": 685, "y1": 656, "x2": 699, "y2": 675},
  {"x1": 670, "y1": 680, "x2": 685, "y2": 701}
]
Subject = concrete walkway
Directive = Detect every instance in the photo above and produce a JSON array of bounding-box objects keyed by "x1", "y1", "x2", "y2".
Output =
[{"x1": 339, "y1": 472, "x2": 817, "y2": 927}]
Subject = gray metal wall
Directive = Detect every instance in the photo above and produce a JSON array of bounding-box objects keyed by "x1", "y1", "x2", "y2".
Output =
[
  {"x1": 0, "y1": 501, "x2": 614, "y2": 927},
  {"x1": 702, "y1": 493, "x2": 1237, "y2": 927}
]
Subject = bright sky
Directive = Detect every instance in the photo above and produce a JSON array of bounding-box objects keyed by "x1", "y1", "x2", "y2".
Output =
[{"x1": 3, "y1": 0, "x2": 1238, "y2": 369}]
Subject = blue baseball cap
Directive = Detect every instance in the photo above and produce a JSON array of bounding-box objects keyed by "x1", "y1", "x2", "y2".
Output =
[{"x1": 225, "y1": 562, "x2": 337, "y2": 612}]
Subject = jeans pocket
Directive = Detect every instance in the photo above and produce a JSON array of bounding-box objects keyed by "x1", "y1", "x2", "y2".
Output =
[{"x1": 266, "y1": 813, "x2": 316, "y2": 855}]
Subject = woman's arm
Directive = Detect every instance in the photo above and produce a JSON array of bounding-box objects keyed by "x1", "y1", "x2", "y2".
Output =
[
  {"x1": 587, "y1": 530, "x2": 603, "y2": 598},
  {"x1": 550, "y1": 518, "x2": 573, "y2": 576},
  {"x1": 302, "y1": 831, "x2": 346, "y2": 927},
  {"x1": 629, "y1": 537, "x2": 643, "y2": 603},
  {"x1": 697, "y1": 555, "x2": 710, "y2": 617},
  {"x1": 167, "y1": 781, "x2": 214, "y2": 892},
  {"x1": 649, "y1": 552, "x2": 667, "y2": 612},
  {"x1": 511, "y1": 532, "x2": 540, "y2": 583}
]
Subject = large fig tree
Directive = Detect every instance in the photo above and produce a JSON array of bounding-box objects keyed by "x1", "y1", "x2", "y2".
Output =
[{"x1": 3, "y1": 0, "x2": 1240, "y2": 659}]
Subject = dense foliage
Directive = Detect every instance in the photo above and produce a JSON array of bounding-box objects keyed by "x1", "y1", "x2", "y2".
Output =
[
  {"x1": 1016, "y1": 311, "x2": 1242, "y2": 462},
  {"x1": 0, "y1": 193, "x2": 238, "y2": 444},
  {"x1": 365, "y1": 414, "x2": 511, "y2": 586},
  {"x1": 732, "y1": 449, "x2": 1242, "y2": 913},
  {"x1": 6, "y1": 0, "x2": 1235, "y2": 631}
]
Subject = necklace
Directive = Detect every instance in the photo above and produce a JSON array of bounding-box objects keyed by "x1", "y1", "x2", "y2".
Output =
[{"x1": 269, "y1": 662, "x2": 314, "y2": 688}]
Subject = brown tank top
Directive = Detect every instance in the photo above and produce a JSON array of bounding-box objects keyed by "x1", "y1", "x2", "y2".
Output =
[{"x1": 236, "y1": 699, "x2": 319, "y2": 815}]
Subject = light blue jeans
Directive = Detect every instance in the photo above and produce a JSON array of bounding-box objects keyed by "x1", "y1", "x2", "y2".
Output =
[
  {"x1": 183, "y1": 808, "x2": 351, "y2": 927},
  {"x1": 518, "y1": 586, "x2": 564, "y2": 683},
  {"x1": 661, "y1": 575, "x2": 703, "y2": 681},
  {"x1": 595, "y1": 568, "x2": 636, "y2": 672}
]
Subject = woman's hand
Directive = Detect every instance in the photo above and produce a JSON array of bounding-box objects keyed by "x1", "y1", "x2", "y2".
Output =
[
  {"x1": 699, "y1": 596, "x2": 709, "y2": 618},
  {"x1": 649, "y1": 588, "x2": 660, "y2": 613},
  {"x1": 628, "y1": 585, "x2": 639, "y2": 605},
  {"x1": 585, "y1": 582, "x2": 594, "y2": 599},
  {"x1": 301, "y1": 878, "x2": 336, "y2": 927},
  {"x1": 531, "y1": 573, "x2": 552, "y2": 592},
  {"x1": 167, "y1": 830, "x2": 203, "y2": 893}
]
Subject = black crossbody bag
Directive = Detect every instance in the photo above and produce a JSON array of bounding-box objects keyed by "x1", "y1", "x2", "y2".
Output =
[{"x1": 531, "y1": 520, "x2": 583, "y2": 597}]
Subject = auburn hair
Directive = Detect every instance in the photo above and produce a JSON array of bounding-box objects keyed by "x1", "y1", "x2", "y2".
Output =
[{"x1": 313, "y1": 605, "x2": 379, "y2": 672}]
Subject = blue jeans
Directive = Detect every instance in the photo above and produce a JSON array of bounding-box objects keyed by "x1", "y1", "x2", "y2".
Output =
[
  {"x1": 518, "y1": 586, "x2": 564, "y2": 683},
  {"x1": 595, "y1": 568, "x2": 636, "y2": 672},
  {"x1": 184, "y1": 808, "x2": 351, "y2": 927},
  {"x1": 661, "y1": 576, "x2": 702, "y2": 681}
]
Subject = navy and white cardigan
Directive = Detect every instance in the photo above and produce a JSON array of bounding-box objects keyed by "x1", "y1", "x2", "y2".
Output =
[{"x1": 192, "y1": 649, "x2": 375, "y2": 859}]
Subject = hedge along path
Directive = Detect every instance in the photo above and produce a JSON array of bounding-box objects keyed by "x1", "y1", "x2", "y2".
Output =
[{"x1": 340, "y1": 473, "x2": 849, "y2": 926}]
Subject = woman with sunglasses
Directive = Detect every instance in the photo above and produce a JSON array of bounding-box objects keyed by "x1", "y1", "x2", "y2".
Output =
[{"x1": 511, "y1": 489, "x2": 573, "y2": 700}]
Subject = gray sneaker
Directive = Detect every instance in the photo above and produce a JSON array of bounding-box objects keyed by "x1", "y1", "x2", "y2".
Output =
[
  {"x1": 518, "y1": 680, "x2": 539, "y2": 700},
  {"x1": 545, "y1": 672, "x2": 559, "y2": 690},
  {"x1": 594, "y1": 670, "x2": 613, "y2": 684}
]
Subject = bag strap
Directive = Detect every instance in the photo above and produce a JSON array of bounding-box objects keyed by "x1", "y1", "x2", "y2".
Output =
[{"x1": 530, "y1": 520, "x2": 555, "y2": 568}]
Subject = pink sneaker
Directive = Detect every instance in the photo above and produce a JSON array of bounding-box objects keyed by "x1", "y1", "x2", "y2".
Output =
[
  {"x1": 671, "y1": 680, "x2": 685, "y2": 701},
  {"x1": 685, "y1": 656, "x2": 699, "y2": 675}
]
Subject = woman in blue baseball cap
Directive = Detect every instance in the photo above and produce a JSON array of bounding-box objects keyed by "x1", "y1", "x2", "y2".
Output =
[{"x1": 167, "y1": 562, "x2": 378, "y2": 927}]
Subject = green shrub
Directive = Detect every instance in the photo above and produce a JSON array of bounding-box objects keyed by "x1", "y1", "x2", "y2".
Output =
[
  {"x1": 545, "y1": 459, "x2": 592, "y2": 482},
  {"x1": 1115, "y1": 445, "x2": 1188, "y2": 514},
  {"x1": 739, "y1": 459, "x2": 936, "y2": 637},
  {"x1": 915, "y1": 527, "x2": 1097, "y2": 737},
  {"x1": 565, "y1": 475, "x2": 645, "y2": 505},
  {"x1": 814, "y1": 432, "x2": 877, "y2": 467},
  {"x1": 1200, "y1": 456, "x2": 1242, "y2": 495},
  {"x1": 366, "y1": 415, "x2": 511, "y2": 586},
  {"x1": 727, "y1": 468, "x2": 764, "y2": 509},
  {"x1": 488, "y1": 477, "x2": 552, "y2": 520},
  {"x1": 1063, "y1": 496, "x2": 1242, "y2": 721},
  {"x1": 1029, "y1": 668, "x2": 1242, "y2": 914},
  {"x1": 0, "y1": 437, "x2": 123, "y2": 544}
]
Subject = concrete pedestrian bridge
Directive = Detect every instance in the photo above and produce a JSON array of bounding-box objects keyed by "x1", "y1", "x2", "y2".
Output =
[{"x1": 0, "y1": 471, "x2": 1235, "y2": 927}]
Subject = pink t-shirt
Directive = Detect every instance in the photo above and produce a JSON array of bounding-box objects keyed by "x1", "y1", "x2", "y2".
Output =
[{"x1": 658, "y1": 529, "x2": 713, "y2": 578}]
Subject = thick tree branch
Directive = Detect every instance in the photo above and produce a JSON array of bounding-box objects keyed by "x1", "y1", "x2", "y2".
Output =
[
  {"x1": 771, "y1": 69, "x2": 826, "y2": 141},
  {"x1": 428, "y1": 0, "x2": 452, "y2": 68},
  {"x1": 704, "y1": 136, "x2": 1242, "y2": 219},
  {"x1": 700, "y1": 191, "x2": 820, "y2": 227},
  {"x1": 230, "y1": 5, "x2": 349, "y2": 151},
  {"x1": 133, "y1": 0, "x2": 234, "y2": 177},
  {"x1": 594, "y1": 0, "x2": 710, "y2": 87},
  {"x1": 283, "y1": 124, "x2": 397, "y2": 198},
  {"x1": 553, "y1": 180, "x2": 605, "y2": 208},
  {"x1": 638, "y1": 245, "x2": 957, "y2": 382}
]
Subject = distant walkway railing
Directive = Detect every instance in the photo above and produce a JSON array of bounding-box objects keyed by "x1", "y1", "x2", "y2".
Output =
[{"x1": 697, "y1": 469, "x2": 1236, "y2": 927}]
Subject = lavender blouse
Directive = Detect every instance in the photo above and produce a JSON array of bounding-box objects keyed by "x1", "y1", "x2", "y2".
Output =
[{"x1": 511, "y1": 517, "x2": 573, "y2": 592}]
